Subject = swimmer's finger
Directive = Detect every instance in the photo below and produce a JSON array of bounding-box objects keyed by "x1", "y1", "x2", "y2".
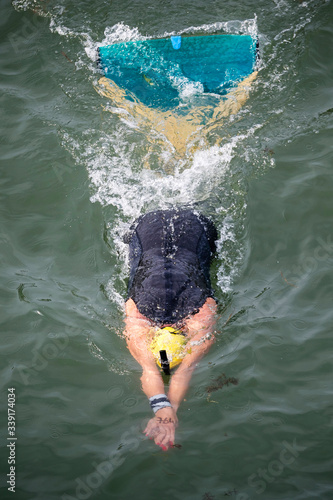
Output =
[
  {"x1": 158, "y1": 424, "x2": 175, "y2": 450},
  {"x1": 154, "y1": 429, "x2": 167, "y2": 449},
  {"x1": 159, "y1": 427, "x2": 170, "y2": 447},
  {"x1": 143, "y1": 423, "x2": 151, "y2": 435},
  {"x1": 146, "y1": 429, "x2": 158, "y2": 440},
  {"x1": 144, "y1": 418, "x2": 158, "y2": 436},
  {"x1": 169, "y1": 425, "x2": 176, "y2": 446}
]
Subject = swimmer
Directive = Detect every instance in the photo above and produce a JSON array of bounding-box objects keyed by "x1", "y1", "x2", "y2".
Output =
[{"x1": 124, "y1": 208, "x2": 218, "y2": 451}]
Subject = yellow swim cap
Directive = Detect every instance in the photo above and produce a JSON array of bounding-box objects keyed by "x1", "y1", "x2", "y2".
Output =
[{"x1": 150, "y1": 327, "x2": 186, "y2": 372}]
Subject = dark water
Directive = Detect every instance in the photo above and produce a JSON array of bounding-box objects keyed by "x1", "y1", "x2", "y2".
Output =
[{"x1": 1, "y1": 0, "x2": 333, "y2": 499}]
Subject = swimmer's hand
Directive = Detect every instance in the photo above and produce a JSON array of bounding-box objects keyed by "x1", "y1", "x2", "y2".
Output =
[{"x1": 144, "y1": 407, "x2": 178, "y2": 451}]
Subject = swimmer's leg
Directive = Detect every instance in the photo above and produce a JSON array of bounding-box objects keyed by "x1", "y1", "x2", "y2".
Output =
[{"x1": 212, "y1": 71, "x2": 258, "y2": 121}]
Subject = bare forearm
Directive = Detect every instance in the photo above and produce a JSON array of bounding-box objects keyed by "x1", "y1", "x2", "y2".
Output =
[
  {"x1": 167, "y1": 366, "x2": 195, "y2": 411},
  {"x1": 167, "y1": 334, "x2": 215, "y2": 412},
  {"x1": 141, "y1": 366, "x2": 165, "y2": 399},
  {"x1": 125, "y1": 325, "x2": 166, "y2": 400}
]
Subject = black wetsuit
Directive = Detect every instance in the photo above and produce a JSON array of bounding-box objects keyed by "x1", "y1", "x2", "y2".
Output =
[{"x1": 124, "y1": 209, "x2": 217, "y2": 325}]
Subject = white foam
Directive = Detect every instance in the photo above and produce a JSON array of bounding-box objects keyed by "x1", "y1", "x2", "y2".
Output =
[
  {"x1": 177, "y1": 16, "x2": 258, "y2": 38},
  {"x1": 102, "y1": 23, "x2": 146, "y2": 45},
  {"x1": 61, "y1": 123, "x2": 262, "y2": 296},
  {"x1": 171, "y1": 76, "x2": 204, "y2": 100}
]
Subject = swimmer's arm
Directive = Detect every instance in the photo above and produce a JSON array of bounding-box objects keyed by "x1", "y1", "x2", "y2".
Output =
[
  {"x1": 168, "y1": 298, "x2": 217, "y2": 411},
  {"x1": 167, "y1": 331, "x2": 215, "y2": 412},
  {"x1": 125, "y1": 326, "x2": 165, "y2": 398},
  {"x1": 124, "y1": 299, "x2": 165, "y2": 398},
  {"x1": 125, "y1": 318, "x2": 178, "y2": 450}
]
